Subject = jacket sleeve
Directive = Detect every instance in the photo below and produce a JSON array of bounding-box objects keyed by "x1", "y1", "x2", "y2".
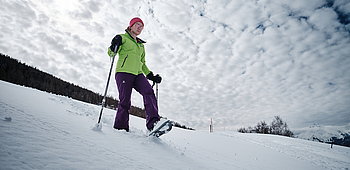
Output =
[{"x1": 110, "y1": 35, "x2": 122, "y2": 52}]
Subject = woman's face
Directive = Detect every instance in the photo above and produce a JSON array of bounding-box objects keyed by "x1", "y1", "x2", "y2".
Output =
[{"x1": 130, "y1": 22, "x2": 144, "y2": 36}]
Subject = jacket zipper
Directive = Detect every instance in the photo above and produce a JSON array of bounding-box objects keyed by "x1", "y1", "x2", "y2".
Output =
[{"x1": 121, "y1": 55, "x2": 128, "y2": 68}]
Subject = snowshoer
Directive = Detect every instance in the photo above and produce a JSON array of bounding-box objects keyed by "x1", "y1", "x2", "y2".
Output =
[{"x1": 108, "y1": 17, "x2": 162, "y2": 133}]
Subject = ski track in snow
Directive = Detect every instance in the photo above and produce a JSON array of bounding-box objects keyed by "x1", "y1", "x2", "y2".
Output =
[{"x1": 1, "y1": 80, "x2": 350, "y2": 170}]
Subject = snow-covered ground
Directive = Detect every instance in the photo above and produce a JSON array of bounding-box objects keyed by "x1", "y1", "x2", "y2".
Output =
[{"x1": 1, "y1": 80, "x2": 349, "y2": 170}]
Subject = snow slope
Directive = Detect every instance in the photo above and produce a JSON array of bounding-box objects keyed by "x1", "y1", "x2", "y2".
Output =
[{"x1": 1, "y1": 80, "x2": 349, "y2": 170}]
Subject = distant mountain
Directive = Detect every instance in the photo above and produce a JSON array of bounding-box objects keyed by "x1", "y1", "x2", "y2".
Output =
[{"x1": 294, "y1": 123, "x2": 350, "y2": 147}]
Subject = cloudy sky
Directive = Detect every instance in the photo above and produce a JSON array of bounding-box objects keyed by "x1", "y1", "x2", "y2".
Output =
[{"x1": 1, "y1": 0, "x2": 349, "y2": 131}]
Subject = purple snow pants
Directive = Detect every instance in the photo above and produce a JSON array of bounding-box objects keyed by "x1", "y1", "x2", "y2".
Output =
[{"x1": 114, "y1": 72, "x2": 160, "y2": 131}]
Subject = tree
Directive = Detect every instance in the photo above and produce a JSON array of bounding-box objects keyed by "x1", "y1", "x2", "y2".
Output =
[
  {"x1": 255, "y1": 121, "x2": 269, "y2": 134},
  {"x1": 237, "y1": 116, "x2": 294, "y2": 137},
  {"x1": 271, "y1": 116, "x2": 284, "y2": 135}
]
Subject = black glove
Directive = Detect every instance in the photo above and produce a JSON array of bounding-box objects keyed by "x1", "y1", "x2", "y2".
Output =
[
  {"x1": 109, "y1": 35, "x2": 122, "y2": 53},
  {"x1": 147, "y1": 72, "x2": 162, "y2": 84}
]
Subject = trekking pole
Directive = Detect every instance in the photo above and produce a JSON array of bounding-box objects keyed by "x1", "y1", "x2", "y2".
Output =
[
  {"x1": 151, "y1": 82, "x2": 159, "y2": 115},
  {"x1": 156, "y1": 83, "x2": 159, "y2": 101},
  {"x1": 152, "y1": 82, "x2": 159, "y2": 102},
  {"x1": 94, "y1": 46, "x2": 118, "y2": 130}
]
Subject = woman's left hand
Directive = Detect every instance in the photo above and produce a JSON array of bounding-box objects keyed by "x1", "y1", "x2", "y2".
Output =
[{"x1": 147, "y1": 72, "x2": 162, "y2": 84}]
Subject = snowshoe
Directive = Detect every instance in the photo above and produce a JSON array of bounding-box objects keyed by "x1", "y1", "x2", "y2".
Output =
[{"x1": 149, "y1": 118, "x2": 173, "y2": 137}]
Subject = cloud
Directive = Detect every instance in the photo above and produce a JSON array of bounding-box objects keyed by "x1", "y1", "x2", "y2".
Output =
[
  {"x1": 68, "y1": 0, "x2": 104, "y2": 20},
  {"x1": 142, "y1": 0, "x2": 350, "y2": 130},
  {"x1": 309, "y1": 7, "x2": 339, "y2": 30},
  {"x1": 1, "y1": 0, "x2": 349, "y2": 131}
]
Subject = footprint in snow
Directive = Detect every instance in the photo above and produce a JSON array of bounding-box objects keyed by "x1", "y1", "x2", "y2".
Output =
[{"x1": 4, "y1": 117, "x2": 12, "y2": 122}]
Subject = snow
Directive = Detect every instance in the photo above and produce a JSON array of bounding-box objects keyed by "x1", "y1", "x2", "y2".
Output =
[{"x1": 1, "y1": 80, "x2": 349, "y2": 170}]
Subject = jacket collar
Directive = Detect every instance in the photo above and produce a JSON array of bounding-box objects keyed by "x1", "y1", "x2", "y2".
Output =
[{"x1": 125, "y1": 29, "x2": 146, "y2": 44}]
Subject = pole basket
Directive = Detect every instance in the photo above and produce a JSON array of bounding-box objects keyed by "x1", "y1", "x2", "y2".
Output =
[{"x1": 92, "y1": 122, "x2": 102, "y2": 131}]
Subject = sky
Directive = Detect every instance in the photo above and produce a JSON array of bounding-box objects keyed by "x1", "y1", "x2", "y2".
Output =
[{"x1": 1, "y1": 0, "x2": 350, "y2": 131}]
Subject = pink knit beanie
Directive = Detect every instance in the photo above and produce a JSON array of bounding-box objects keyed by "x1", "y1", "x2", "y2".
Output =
[{"x1": 129, "y1": 17, "x2": 144, "y2": 28}]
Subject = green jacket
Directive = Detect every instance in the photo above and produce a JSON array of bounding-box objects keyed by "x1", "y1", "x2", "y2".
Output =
[{"x1": 113, "y1": 29, "x2": 151, "y2": 76}]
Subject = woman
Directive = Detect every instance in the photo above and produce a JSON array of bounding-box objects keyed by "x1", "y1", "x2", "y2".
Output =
[{"x1": 108, "y1": 17, "x2": 162, "y2": 132}]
